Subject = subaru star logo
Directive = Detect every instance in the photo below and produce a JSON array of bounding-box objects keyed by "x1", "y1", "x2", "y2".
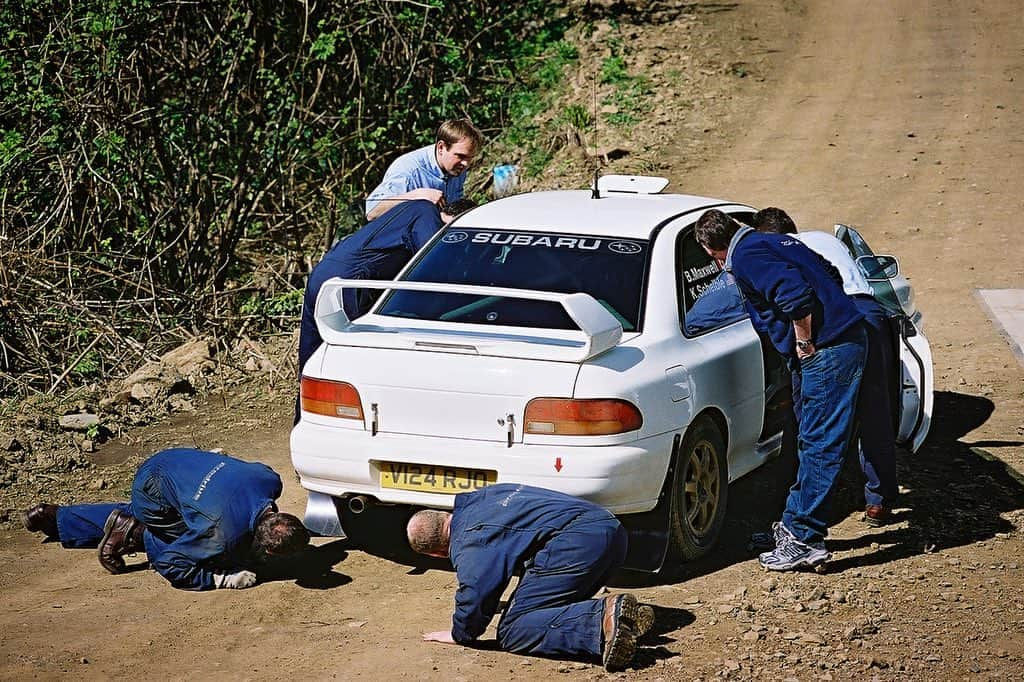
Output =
[
  {"x1": 442, "y1": 231, "x2": 469, "y2": 244},
  {"x1": 608, "y1": 240, "x2": 642, "y2": 254}
]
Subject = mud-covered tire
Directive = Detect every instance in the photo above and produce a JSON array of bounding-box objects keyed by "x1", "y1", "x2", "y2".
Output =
[{"x1": 668, "y1": 416, "x2": 728, "y2": 561}]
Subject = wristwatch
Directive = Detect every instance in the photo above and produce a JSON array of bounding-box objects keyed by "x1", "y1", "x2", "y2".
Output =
[{"x1": 796, "y1": 339, "x2": 814, "y2": 352}]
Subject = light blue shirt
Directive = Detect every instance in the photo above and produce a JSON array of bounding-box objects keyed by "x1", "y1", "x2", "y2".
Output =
[{"x1": 365, "y1": 144, "x2": 466, "y2": 216}]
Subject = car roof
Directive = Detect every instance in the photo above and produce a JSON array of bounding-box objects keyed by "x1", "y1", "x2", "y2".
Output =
[{"x1": 457, "y1": 190, "x2": 752, "y2": 239}]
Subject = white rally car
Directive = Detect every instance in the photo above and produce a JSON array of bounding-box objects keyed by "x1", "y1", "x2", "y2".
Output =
[{"x1": 291, "y1": 176, "x2": 932, "y2": 571}]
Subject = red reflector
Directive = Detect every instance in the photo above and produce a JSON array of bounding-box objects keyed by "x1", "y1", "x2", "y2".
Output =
[
  {"x1": 524, "y1": 398, "x2": 642, "y2": 436},
  {"x1": 300, "y1": 377, "x2": 364, "y2": 420}
]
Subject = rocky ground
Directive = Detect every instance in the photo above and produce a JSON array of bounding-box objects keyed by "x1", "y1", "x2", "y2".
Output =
[{"x1": 2, "y1": 1, "x2": 1024, "y2": 680}]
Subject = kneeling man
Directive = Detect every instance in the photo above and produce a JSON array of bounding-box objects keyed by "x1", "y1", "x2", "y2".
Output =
[{"x1": 407, "y1": 483, "x2": 653, "y2": 671}]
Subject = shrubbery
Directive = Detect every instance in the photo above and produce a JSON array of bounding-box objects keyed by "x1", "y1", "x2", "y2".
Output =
[{"x1": 0, "y1": 0, "x2": 574, "y2": 396}]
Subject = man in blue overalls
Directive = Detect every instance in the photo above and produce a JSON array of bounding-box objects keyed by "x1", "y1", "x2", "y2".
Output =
[
  {"x1": 406, "y1": 483, "x2": 654, "y2": 672},
  {"x1": 297, "y1": 198, "x2": 476, "y2": 379},
  {"x1": 20, "y1": 448, "x2": 309, "y2": 590}
]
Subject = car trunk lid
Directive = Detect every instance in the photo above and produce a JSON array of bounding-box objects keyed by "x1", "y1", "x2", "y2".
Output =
[
  {"x1": 319, "y1": 344, "x2": 581, "y2": 443},
  {"x1": 312, "y1": 279, "x2": 626, "y2": 442}
]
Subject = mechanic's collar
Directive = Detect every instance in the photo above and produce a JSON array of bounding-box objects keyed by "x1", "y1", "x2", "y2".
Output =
[{"x1": 724, "y1": 225, "x2": 755, "y2": 272}]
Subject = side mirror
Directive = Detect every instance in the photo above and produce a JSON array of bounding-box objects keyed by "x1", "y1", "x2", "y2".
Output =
[{"x1": 856, "y1": 254, "x2": 900, "y2": 280}]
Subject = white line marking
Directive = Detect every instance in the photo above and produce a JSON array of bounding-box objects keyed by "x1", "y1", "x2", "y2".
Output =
[{"x1": 976, "y1": 289, "x2": 1024, "y2": 367}]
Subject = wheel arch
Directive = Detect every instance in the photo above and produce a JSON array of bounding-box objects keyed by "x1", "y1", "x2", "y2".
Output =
[{"x1": 695, "y1": 406, "x2": 729, "y2": 464}]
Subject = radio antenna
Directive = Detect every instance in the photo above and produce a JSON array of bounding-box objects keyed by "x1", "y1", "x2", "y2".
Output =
[{"x1": 591, "y1": 58, "x2": 601, "y2": 199}]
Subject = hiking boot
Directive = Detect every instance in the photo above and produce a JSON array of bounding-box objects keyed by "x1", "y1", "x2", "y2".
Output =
[
  {"x1": 864, "y1": 504, "x2": 891, "y2": 527},
  {"x1": 98, "y1": 510, "x2": 145, "y2": 574},
  {"x1": 758, "y1": 535, "x2": 830, "y2": 572},
  {"x1": 634, "y1": 604, "x2": 655, "y2": 638},
  {"x1": 748, "y1": 521, "x2": 795, "y2": 551},
  {"x1": 21, "y1": 503, "x2": 60, "y2": 540},
  {"x1": 601, "y1": 594, "x2": 638, "y2": 671}
]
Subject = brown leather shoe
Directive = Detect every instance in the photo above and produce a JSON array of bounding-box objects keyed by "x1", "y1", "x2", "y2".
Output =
[
  {"x1": 98, "y1": 510, "x2": 145, "y2": 574},
  {"x1": 864, "y1": 504, "x2": 891, "y2": 527},
  {"x1": 601, "y1": 594, "x2": 638, "y2": 671},
  {"x1": 21, "y1": 503, "x2": 60, "y2": 539},
  {"x1": 635, "y1": 604, "x2": 656, "y2": 638}
]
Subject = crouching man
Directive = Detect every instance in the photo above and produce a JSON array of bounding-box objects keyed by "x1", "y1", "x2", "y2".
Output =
[
  {"x1": 407, "y1": 483, "x2": 654, "y2": 672},
  {"x1": 21, "y1": 447, "x2": 310, "y2": 590}
]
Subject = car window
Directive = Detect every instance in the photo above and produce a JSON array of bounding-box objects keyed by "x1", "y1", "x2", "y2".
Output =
[
  {"x1": 677, "y1": 229, "x2": 747, "y2": 336},
  {"x1": 376, "y1": 228, "x2": 650, "y2": 331},
  {"x1": 835, "y1": 224, "x2": 876, "y2": 258}
]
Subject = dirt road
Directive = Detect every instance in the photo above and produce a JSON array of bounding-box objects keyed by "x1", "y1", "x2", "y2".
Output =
[{"x1": 3, "y1": 1, "x2": 1023, "y2": 679}]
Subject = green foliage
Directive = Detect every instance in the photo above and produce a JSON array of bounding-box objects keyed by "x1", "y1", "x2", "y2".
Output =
[
  {"x1": 600, "y1": 55, "x2": 631, "y2": 84},
  {"x1": 596, "y1": 45, "x2": 652, "y2": 129},
  {"x1": 603, "y1": 77, "x2": 653, "y2": 127},
  {"x1": 0, "y1": 0, "x2": 574, "y2": 395},
  {"x1": 240, "y1": 289, "x2": 304, "y2": 319},
  {"x1": 558, "y1": 104, "x2": 592, "y2": 130},
  {"x1": 482, "y1": 31, "x2": 579, "y2": 179},
  {"x1": 72, "y1": 351, "x2": 102, "y2": 380}
]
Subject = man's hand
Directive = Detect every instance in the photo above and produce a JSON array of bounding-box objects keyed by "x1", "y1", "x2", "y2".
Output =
[
  {"x1": 796, "y1": 339, "x2": 816, "y2": 360},
  {"x1": 406, "y1": 188, "x2": 444, "y2": 204},
  {"x1": 793, "y1": 314, "x2": 816, "y2": 359},
  {"x1": 422, "y1": 630, "x2": 456, "y2": 644},
  {"x1": 214, "y1": 570, "x2": 257, "y2": 589},
  {"x1": 366, "y1": 188, "x2": 444, "y2": 219}
]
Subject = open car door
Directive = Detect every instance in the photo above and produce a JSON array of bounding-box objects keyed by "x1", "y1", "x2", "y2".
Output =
[{"x1": 835, "y1": 224, "x2": 933, "y2": 452}]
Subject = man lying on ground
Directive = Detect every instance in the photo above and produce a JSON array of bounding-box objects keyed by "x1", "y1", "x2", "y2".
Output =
[{"x1": 21, "y1": 447, "x2": 309, "y2": 590}]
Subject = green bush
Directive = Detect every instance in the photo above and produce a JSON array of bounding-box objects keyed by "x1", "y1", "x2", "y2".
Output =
[{"x1": 0, "y1": 0, "x2": 574, "y2": 396}]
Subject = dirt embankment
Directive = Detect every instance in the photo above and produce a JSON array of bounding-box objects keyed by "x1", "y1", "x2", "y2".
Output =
[{"x1": 2, "y1": 1, "x2": 1023, "y2": 680}]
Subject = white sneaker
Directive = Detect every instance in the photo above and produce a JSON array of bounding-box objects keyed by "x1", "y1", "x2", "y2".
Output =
[{"x1": 757, "y1": 535, "x2": 830, "y2": 571}]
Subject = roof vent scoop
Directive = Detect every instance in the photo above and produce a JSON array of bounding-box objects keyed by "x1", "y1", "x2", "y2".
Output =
[{"x1": 591, "y1": 174, "x2": 670, "y2": 195}]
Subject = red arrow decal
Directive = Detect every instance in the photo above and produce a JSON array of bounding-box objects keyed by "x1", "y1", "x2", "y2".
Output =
[{"x1": 554, "y1": 457, "x2": 563, "y2": 472}]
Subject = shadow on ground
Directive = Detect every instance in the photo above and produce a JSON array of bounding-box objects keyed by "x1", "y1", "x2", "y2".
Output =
[
  {"x1": 330, "y1": 391, "x2": 1024, "y2": 587},
  {"x1": 257, "y1": 538, "x2": 353, "y2": 589},
  {"x1": 647, "y1": 390, "x2": 1024, "y2": 582},
  {"x1": 338, "y1": 502, "x2": 454, "y2": 572}
]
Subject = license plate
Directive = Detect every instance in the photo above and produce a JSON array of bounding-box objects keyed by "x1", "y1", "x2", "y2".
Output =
[{"x1": 379, "y1": 462, "x2": 496, "y2": 494}]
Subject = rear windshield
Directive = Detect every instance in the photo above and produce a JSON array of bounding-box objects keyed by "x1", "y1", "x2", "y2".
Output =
[{"x1": 376, "y1": 228, "x2": 649, "y2": 331}]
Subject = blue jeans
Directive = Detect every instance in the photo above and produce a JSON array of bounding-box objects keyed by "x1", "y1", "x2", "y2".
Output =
[
  {"x1": 851, "y1": 296, "x2": 898, "y2": 507},
  {"x1": 784, "y1": 324, "x2": 867, "y2": 544},
  {"x1": 496, "y1": 510, "x2": 628, "y2": 658}
]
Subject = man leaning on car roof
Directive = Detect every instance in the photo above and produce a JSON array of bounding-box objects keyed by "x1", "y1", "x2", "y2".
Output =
[
  {"x1": 297, "y1": 197, "x2": 476, "y2": 381},
  {"x1": 364, "y1": 118, "x2": 482, "y2": 220}
]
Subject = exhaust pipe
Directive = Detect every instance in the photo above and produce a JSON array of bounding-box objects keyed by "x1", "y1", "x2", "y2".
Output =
[{"x1": 347, "y1": 494, "x2": 373, "y2": 514}]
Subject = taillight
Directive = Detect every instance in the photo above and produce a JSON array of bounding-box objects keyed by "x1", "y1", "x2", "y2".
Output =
[
  {"x1": 524, "y1": 398, "x2": 642, "y2": 436},
  {"x1": 301, "y1": 377, "x2": 364, "y2": 420}
]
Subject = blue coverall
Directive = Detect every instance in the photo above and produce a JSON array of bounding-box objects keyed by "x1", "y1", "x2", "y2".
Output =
[
  {"x1": 297, "y1": 199, "x2": 445, "y2": 376},
  {"x1": 447, "y1": 484, "x2": 628, "y2": 659},
  {"x1": 52, "y1": 448, "x2": 282, "y2": 590}
]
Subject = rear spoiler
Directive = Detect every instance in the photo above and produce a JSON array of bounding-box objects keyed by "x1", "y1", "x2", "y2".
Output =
[{"x1": 314, "y1": 279, "x2": 624, "y2": 363}]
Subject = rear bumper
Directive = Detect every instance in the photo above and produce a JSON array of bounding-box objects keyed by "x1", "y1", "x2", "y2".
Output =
[{"x1": 290, "y1": 421, "x2": 675, "y2": 514}]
